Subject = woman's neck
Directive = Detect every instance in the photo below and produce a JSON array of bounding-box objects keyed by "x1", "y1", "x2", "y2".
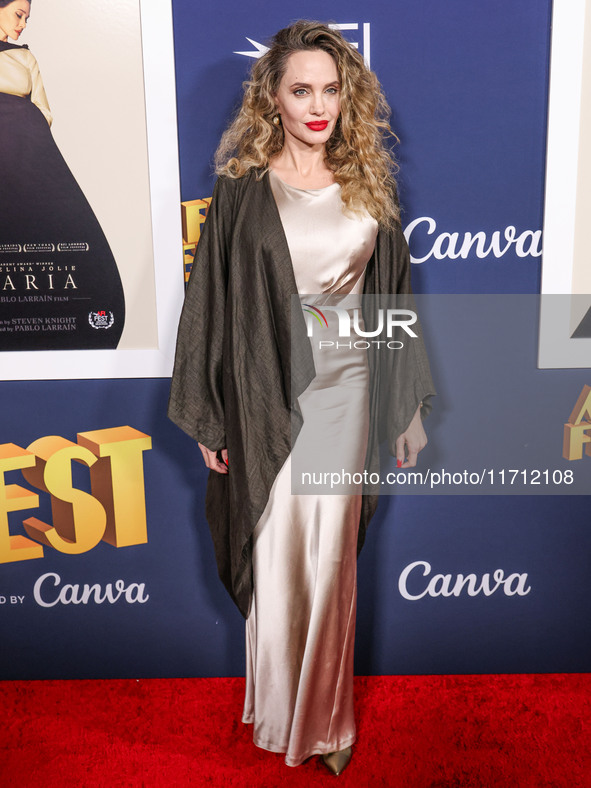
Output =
[{"x1": 269, "y1": 140, "x2": 335, "y2": 190}]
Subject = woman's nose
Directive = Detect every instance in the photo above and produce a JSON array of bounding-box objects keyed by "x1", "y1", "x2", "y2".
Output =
[{"x1": 309, "y1": 93, "x2": 325, "y2": 115}]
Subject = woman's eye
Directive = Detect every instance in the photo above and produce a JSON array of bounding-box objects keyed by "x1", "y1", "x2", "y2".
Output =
[
  {"x1": 293, "y1": 89, "x2": 308, "y2": 97},
  {"x1": 326, "y1": 88, "x2": 338, "y2": 94}
]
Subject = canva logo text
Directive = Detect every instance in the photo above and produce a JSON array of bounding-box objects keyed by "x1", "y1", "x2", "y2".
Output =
[
  {"x1": 404, "y1": 217, "x2": 542, "y2": 264},
  {"x1": 33, "y1": 572, "x2": 149, "y2": 607},
  {"x1": 398, "y1": 560, "x2": 531, "y2": 600}
]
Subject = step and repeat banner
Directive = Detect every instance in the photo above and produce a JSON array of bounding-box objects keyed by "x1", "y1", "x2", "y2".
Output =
[{"x1": 1, "y1": 0, "x2": 590, "y2": 679}]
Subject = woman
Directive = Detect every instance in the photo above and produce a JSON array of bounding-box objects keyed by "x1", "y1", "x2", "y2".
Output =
[
  {"x1": 0, "y1": 0, "x2": 125, "y2": 350},
  {"x1": 169, "y1": 21, "x2": 434, "y2": 774}
]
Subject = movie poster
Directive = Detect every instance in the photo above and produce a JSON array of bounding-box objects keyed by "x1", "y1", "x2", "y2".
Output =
[
  {"x1": 539, "y1": 0, "x2": 591, "y2": 367},
  {"x1": 0, "y1": 0, "x2": 183, "y2": 377}
]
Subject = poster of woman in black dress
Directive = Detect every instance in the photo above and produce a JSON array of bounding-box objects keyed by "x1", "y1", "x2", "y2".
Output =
[
  {"x1": 0, "y1": 0, "x2": 125, "y2": 351},
  {"x1": 539, "y1": 0, "x2": 591, "y2": 367}
]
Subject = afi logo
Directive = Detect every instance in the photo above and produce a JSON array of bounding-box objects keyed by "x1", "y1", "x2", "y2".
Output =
[
  {"x1": 563, "y1": 385, "x2": 591, "y2": 460},
  {"x1": 234, "y1": 23, "x2": 372, "y2": 68}
]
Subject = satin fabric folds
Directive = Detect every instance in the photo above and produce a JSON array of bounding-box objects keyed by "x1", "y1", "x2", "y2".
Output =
[{"x1": 241, "y1": 174, "x2": 376, "y2": 765}]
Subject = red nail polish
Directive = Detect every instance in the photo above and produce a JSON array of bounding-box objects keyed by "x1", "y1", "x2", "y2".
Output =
[{"x1": 397, "y1": 459, "x2": 402, "y2": 468}]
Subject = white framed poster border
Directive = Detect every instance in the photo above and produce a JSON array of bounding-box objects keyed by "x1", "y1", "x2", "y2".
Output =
[
  {"x1": 2, "y1": 0, "x2": 184, "y2": 381},
  {"x1": 539, "y1": 0, "x2": 591, "y2": 367}
]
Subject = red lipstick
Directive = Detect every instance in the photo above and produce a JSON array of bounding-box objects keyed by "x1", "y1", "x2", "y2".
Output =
[{"x1": 305, "y1": 121, "x2": 329, "y2": 131}]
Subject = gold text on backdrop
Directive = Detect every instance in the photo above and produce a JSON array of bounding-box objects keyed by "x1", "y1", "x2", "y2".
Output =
[{"x1": 0, "y1": 427, "x2": 152, "y2": 563}]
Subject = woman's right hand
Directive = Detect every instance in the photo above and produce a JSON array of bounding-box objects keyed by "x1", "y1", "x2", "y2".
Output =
[{"x1": 198, "y1": 443, "x2": 229, "y2": 474}]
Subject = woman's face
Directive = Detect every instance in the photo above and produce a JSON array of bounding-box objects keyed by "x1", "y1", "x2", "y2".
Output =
[
  {"x1": 0, "y1": 0, "x2": 30, "y2": 43},
  {"x1": 273, "y1": 49, "x2": 341, "y2": 149}
]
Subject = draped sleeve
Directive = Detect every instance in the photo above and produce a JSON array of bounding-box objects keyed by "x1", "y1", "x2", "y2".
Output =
[
  {"x1": 168, "y1": 177, "x2": 232, "y2": 451},
  {"x1": 388, "y1": 219, "x2": 435, "y2": 441},
  {"x1": 364, "y1": 215, "x2": 436, "y2": 455}
]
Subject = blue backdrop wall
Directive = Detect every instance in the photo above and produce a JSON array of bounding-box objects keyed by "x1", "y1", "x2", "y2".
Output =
[{"x1": 2, "y1": 0, "x2": 590, "y2": 679}]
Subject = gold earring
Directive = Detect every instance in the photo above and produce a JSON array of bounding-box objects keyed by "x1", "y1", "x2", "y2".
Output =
[{"x1": 272, "y1": 114, "x2": 281, "y2": 126}]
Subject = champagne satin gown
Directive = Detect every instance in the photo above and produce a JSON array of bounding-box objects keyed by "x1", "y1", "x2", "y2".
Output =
[{"x1": 242, "y1": 171, "x2": 378, "y2": 767}]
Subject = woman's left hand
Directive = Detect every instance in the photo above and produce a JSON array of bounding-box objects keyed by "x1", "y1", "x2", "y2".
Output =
[{"x1": 395, "y1": 404, "x2": 427, "y2": 468}]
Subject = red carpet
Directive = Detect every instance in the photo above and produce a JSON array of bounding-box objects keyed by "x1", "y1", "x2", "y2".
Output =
[{"x1": 1, "y1": 674, "x2": 589, "y2": 786}]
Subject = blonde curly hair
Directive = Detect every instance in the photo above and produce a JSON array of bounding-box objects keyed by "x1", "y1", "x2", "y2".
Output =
[{"x1": 215, "y1": 20, "x2": 400, "y2": 228}]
